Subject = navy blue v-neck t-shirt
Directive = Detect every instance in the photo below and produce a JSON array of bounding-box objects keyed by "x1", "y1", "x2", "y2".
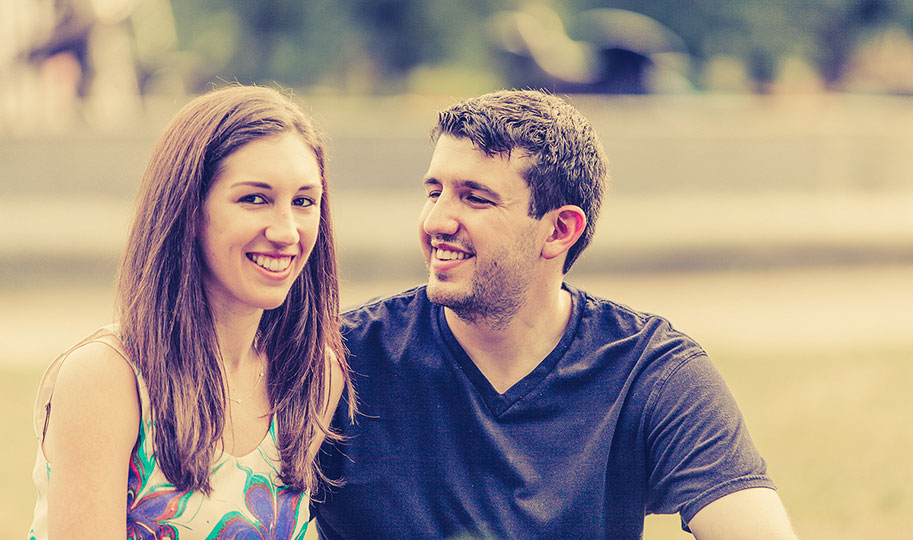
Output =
[{"x1": 314, "y1": 284, "x2": 773, "y2": 539}]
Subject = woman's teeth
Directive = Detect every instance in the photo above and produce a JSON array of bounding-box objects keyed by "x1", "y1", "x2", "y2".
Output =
[{"x1": 248, "y1": 254, "x2": 293, "y2": 272}]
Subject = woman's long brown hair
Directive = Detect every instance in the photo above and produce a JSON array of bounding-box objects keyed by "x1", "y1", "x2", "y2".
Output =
[{"x1": 116, "y1": 85, "x2": 353, "y2": 494}]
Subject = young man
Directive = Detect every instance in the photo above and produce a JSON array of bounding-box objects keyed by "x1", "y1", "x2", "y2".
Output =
[{"x1": 314, "y1": 90, "x2": 798, "y2": 539}]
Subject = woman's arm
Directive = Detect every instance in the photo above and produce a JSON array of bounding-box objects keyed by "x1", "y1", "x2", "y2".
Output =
[
  {"x1": 310, "y1": 349, "x2": 346, "y2": 453},
  {"x1": 43, "y1": 341, "x2": 140, "y2": 539},
  {"x1": 322, "y1": 350, "x2": 346, "y2": 427}
]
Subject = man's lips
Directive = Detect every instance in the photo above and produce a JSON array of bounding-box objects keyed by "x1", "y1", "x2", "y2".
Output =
[
  {"x1": 430, "y1": 239, "x2": 474, "y2": 262},
  {"x1": 434, "y1": 247, "x2": 472, "y2": 261}
]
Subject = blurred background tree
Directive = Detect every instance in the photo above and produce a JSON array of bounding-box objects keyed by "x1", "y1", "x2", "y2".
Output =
[
  {"x1": 158, "y1": 0, "x2": 913, "y2": 95},
  {"x1": 5, "y1": 0, "x2": 913, "y2": 130},
  {"x1": 169, "y1": 0, "x2": 499, "y2": 93}
]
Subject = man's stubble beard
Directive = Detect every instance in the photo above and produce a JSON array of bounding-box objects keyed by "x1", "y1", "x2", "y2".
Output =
[{"x1": 425, "y1": 228, "x2": 538, "y2": 331}]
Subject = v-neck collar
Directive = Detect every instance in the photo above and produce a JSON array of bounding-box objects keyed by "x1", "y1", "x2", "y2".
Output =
[{"x1": 433, "y1": 284, "x2": 583, "y2": 417}]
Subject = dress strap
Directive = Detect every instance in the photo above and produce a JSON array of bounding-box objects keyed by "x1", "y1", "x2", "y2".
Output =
[{"x1": 33, "y1": 324, "x2": 139, "y2": 442}]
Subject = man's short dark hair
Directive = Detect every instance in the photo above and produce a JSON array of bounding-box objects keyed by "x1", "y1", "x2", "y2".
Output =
[{"x1": 431, "y1": 89, "x2": 608, "y2": 273}]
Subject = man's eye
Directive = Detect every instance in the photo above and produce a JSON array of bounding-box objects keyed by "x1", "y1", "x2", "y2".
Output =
[
  {"x1": 239, "y1": 194, "x2": 266, "y2": 204},
  {"x1": 293, "y1": 196, "x2": 315, "y2": 207},
  {"x1": 467, "y1": 195, "x2": 491, "y2": 205},
  {"x1": 426, "y1": 190, "x2": 441, "y2": 200}
]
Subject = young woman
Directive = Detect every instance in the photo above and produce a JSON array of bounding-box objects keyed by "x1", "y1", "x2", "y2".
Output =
[{"x1": 28, "y1": 85, "x2": 353, "y2": 539}]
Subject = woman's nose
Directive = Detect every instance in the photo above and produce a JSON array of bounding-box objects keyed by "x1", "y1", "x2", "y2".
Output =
[{"x1": 265, "y1": 208, "x2": 299, "y2": 245}]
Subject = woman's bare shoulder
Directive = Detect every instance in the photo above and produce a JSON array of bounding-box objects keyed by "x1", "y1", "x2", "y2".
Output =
[
  {"x1": 54, "y1": 340, "x2": 138, "y2": 399},
  {"x1": 43, "y1": 340, "x2": 140, "y2": 462}
]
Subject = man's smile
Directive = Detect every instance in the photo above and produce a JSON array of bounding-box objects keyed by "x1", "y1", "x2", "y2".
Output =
[{"x1": 434, "y1": 248, "x2": 472, "y2": 261}]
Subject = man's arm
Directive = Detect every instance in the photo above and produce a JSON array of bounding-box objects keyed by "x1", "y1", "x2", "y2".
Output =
[{"x1": 687, "y1": 487, "x2": 798, "y2": 540}]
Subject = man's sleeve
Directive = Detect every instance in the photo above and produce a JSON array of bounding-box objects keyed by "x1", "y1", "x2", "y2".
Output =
[{"x1": 643, "y1": 353, "x2": 776, "y2": 526}]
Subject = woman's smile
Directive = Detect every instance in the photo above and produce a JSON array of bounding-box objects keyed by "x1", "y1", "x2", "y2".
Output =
[{"x1": 246, "y1": 253, "x2": 295, "y2": 273}]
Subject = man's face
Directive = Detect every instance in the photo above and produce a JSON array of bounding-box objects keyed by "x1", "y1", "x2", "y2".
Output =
[{"x1": 419, "y1": 135, "x2": 547, "y2": 324}]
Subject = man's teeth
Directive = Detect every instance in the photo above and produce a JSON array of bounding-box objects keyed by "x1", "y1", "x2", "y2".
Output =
[
  {"x1": 435, "y1": 248, "x2": 470, "y2": 261},
  {"x1": 249, "y1": 254, "x2": 293, "y2": 272}
]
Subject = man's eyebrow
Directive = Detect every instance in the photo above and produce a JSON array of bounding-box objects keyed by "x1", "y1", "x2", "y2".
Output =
[
  {"x1": 422, "y1": 178, "x2": 501, "y2": 201},
  {"x1": 460, "y1": 180, "x2": 497, "y2": 197}
]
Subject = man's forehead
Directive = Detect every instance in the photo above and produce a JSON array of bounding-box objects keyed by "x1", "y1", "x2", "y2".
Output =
[{"x1": 431, "y1": 135, "x2": 533, "y2": 167}]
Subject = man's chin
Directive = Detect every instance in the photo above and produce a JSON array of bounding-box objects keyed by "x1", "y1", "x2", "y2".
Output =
[{"x1": 425, "y1": 279, "x2": 467, "y2": 307}]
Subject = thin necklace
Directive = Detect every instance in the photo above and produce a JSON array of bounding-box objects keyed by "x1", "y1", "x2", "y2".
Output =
[{"x1": 229, "y1": 351, "x2": 265, "y2": 405}]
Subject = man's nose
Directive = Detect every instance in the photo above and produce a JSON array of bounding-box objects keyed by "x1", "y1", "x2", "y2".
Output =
[{"x1": 421, "y1": 195, "x2": 460, "y2": 237}]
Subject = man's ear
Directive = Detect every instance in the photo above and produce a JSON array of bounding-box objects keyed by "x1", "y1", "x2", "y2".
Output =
[{"x1": 541, "y1": 205, "x2": 586, "y2": 261}]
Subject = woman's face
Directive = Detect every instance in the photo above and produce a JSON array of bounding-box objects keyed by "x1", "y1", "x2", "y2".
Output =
[{"x1": 200, "y1": 132, "x2": 323, "y2": 317}]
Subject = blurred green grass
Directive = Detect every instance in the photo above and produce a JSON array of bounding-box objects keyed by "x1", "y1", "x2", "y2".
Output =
[
  {"x1": 4, "y1": 93, "x2": 912, "y2": 538},
  {"x1": 2, "y1": 367, "x2": 42, "y2": 540},
  {"x1": 3, "y1": 299, "x2": 912, "y2": 539}
]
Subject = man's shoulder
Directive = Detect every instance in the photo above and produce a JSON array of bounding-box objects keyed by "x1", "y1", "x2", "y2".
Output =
[
  {"x1": 339, "y1": 286, "x2": 439, "y2": 369},
  {"x1": 341, "y1": 285, "x2": 429, "y2": 330},
  {"x1": 567, "y1": 283, "x2": 661, "y2": 327},
  {"x1": 567, "y1": 283, "x2": 703, "y2": 351}
]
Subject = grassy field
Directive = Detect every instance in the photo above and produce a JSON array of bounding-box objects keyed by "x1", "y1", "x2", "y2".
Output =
[
  {"x1": 5, "y1": 346, "x2": 911, "y2": 539},
  {"x1": 4, "y1": 93, "x2": 913, "y2": 539},
  {"x1": 2, "y1": 367, "x2": 42, "y2": 540},
  {"x1": 3, "y1": 266, "x2": 912, "y2": 539}
]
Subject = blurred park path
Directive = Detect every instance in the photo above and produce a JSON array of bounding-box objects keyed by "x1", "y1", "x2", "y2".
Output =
[{"x1": 2, "y1": 93, "x2": 913, "y2": 365}]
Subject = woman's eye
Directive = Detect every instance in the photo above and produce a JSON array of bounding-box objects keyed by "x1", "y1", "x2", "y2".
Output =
[
  {"x1": 239, "y1": 194, "x2": 266, "y2": 204},
  {"x1": 293, "y1": 196, "x2": 315, "y2": 208}
]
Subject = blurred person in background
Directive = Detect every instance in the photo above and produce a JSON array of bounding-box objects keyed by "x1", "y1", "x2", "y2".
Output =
[
  {"x1": 2, "y1": 0, "x2": 181, "y2": 133},
  {"x1": 27, "y1": 85, "x2": 352, "y2": 538},
  {"x1": 314, "y1": 89, "x2": 798, "y2": 539}
]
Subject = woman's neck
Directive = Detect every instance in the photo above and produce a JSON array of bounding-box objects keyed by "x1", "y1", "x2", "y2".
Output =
[{"x1": 210, "y1": 305, "x2": 264, "y2": 370}]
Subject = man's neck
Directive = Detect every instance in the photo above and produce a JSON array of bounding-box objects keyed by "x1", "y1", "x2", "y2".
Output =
[{"x1": 445, "y1": 283, "x2": 573, "y2": 394}]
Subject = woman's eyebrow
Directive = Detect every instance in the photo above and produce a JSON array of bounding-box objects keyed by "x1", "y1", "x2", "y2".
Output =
[{"x1": 230, "y1": 181, "x2": 320, "y2": 191}]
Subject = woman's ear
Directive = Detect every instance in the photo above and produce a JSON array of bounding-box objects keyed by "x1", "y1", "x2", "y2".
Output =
[{"x1": 541, "y1": 205, "x2": 587, "y2": 261}]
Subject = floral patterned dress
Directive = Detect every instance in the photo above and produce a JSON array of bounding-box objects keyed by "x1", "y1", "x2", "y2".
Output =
[{"x1": 28, "y1": 326, "x2": 310, "y2": 539}]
